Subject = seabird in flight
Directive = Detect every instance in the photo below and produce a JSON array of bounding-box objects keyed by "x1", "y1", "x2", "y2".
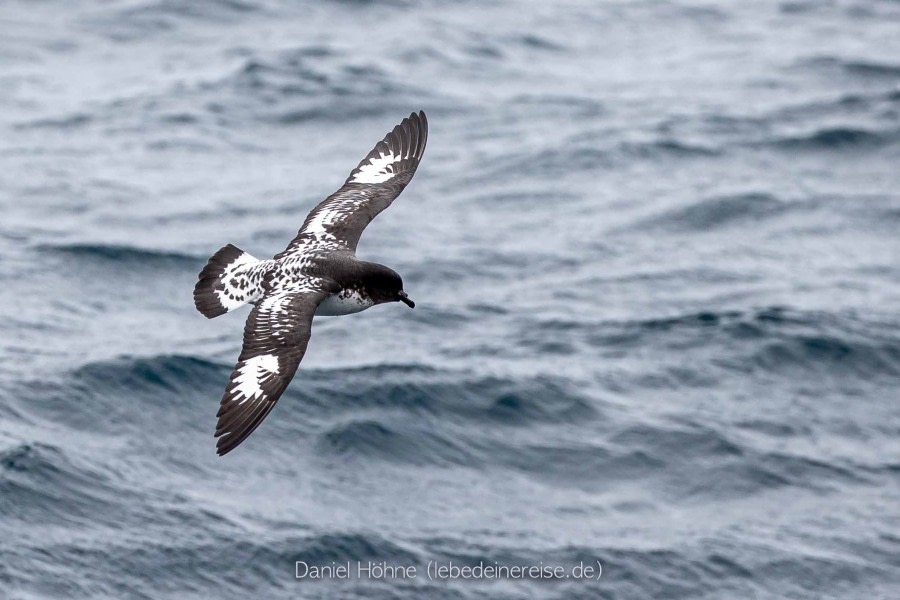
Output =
[{"x1": 193, "y1": 111, "x2": 428, "y2": 455}]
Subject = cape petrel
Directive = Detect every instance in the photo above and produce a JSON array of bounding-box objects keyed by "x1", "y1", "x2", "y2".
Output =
[{"x1": 194, "y1": 111, "x2": 427, "y2": 455}]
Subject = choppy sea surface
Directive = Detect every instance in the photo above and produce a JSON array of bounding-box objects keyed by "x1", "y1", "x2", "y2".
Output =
[{"x1": 2, "y1": 1, "x2": 899, "y2": 598}]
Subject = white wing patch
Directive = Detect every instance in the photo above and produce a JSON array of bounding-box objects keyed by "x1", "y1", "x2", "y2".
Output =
[
  {"x1": 351, "y1": 151, "x2": 399, "y2": 184},
  {"x1": 302, "y1": 204, "x2": 344, "y2": 242},
  {"x1": 232, "y1": 354, "x2": 280, "y2": 405},
  {"x1": 298, "y1": 196, "x2": 370, "y2": 245}
]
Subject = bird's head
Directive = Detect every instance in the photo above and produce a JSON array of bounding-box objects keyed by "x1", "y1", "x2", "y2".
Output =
[{"x1": 363, "y1": 264, "x2": 415, "y2": 308}]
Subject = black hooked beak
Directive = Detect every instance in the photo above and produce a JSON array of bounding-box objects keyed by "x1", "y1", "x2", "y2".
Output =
[{"x1": 397, "y1": 290, "x2": 415, "y2": 308}]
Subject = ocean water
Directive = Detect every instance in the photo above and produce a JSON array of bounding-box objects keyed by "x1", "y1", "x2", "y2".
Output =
[{"x1": 1, "y1": 0, "x2": 899, "y2": 598}]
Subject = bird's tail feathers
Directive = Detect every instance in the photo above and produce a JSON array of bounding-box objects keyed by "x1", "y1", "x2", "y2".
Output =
[{"x1": 193, "y1": 244, "x2": 264, "y2": 319}]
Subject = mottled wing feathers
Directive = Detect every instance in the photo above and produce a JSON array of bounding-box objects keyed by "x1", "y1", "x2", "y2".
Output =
[
  {"x1": 277, "y1": 111, "x2": 428, "y2": 256},
  {"x1": 214, "y1": 284, "x2": 336, "y2": 455}
]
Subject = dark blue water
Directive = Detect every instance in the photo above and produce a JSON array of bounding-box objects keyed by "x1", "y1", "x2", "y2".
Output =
[{"x1": 2, "y1": 1, "x2": 899, "y2": 598}]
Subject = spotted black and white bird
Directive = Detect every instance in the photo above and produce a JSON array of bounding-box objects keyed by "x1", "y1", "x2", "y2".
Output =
[{"x1": 193, "y1": 111, "x2": 427, "y2": 456}]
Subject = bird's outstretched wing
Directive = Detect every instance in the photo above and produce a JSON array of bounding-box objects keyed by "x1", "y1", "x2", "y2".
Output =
[
  {"x1": 214, "y1": 282, "x2": 336, "y2": 455},
  {"x1": 277, "y1": 111, "x2": 428, "y2": 256}
]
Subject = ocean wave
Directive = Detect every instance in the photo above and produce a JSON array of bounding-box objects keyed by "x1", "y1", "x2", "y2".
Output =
[
  {"x1": 493, "y1": 441, "x2": 666, "y2": 486},
  {"x1": 37, "y1": 243, "x2": 200, "y2": 268},
  {"x1": 480, "y1": 134, "x2": 719, "y2": 182},
  {"x1": 71, "y1": 354, "x2": 226, "y2": 397},
  {"x1": 87, "y1": 0, "x2": 262, "y2": 41},
  {"x1": 318, "y1": 419, "x2": 476, "y2": 466},
  {"x1": 584, "y1": 421, "x2": 872, "y2": 498},
  {"x1": 801, "y1": 55, "x2": 900, "y2": 79},
  {"x1": 22, "y1": 355, "x2": 227, "y2": 435},
  {"x1": 576, "y1": 307, "x2": 900, "y2": 380},
  {"x1": 771, "y1": 126, "x2": 891, "y2": 150},
  {"x1": 749, "y1": 333, "x2": 900, "y2": 378},
  {"x1": 214, "y1": 49, "x2": 432, "y2": 125},
  {"x1": 779, "y1": 89, "x2": 900, "y2": 120},
  {"x1": 479, "y1": 421, "x2": 813, "y2": 496},
  {"x1": 14, "y1": 113, "x2": 93, "y2": 130},
  {"x1": 0, "y1": 442, "x2": 125, "y2": 526},
  {"x1": 508, "y1": 93, "x2": 604, "y2": 117},
  {"x1": 300, "y1": 364, "x2": 596, "y2": 426},
  {"x1": 654, "y1": 87, "x2": 900, "y2": 152},
  {"x1": 619, "y1": 138, "x2": 720, "y2": 158},
  {"x1": 663, "y1": 437, "x2": 870, "y2": 499},
  {"x1": 634, "y1": 192, "x2": 787, "y2": 232}
]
